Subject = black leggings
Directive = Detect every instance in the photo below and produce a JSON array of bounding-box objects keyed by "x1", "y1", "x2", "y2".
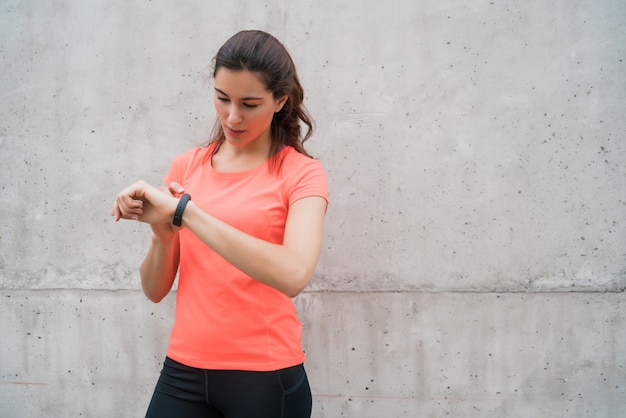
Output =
[{"x1": 145, "y1": 357, "x2": 312, "y2": 418}]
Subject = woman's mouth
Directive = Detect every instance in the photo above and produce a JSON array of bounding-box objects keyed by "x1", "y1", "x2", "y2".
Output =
[{"x1": 226, "y1": 126, "x2": 245, "y2": 137}]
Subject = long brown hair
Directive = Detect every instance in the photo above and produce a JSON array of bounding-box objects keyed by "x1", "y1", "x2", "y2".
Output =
[{"x1": 207, "y1": 30, "x2": 314, "y2": 169}]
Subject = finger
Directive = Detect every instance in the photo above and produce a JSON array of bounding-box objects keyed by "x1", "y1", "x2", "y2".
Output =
[
  {"x1": 169, "y1": 182, "x2": 185, "y2": 195},
  {"x1": 116, "y1": 197, "x2": 143, "y2": 220},
  {"x1": 120, "y1": 196, "x2": 143, "y2": 210},
  {"x1": 112, "y1": 181, "x2": 151, "y2": 223},
  {"x1": 112, "y1": 199, "x2": 132, "y2": 220},
  {"x1": 110, "y1": 202, "x2": 121, "y2": 221}
]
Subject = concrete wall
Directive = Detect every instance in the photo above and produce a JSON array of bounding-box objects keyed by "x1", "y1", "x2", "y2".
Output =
[{"x1": 1, "y1": 0, "x2": 624, "y2": 417}]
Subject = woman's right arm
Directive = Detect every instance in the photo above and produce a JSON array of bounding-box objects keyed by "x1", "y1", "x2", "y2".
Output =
[
  {"x1": 138, "y1": 182, "x2": 184, "y2": 302},
  {"x1": 140, "y1": 226, "x2": 180, "y2": 303},
  {"x1": 112, "y1": 181, "x2": 183, "y2": 302}
]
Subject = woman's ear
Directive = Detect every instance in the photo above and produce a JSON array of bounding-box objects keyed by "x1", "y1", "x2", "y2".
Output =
[{"x1": 275, "y1": 95, "x2": 288, "y2": 112}]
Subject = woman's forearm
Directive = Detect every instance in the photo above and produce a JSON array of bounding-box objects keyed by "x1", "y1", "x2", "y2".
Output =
[
  {"x1": 140, "y1": 233, "x2": 180, "y2": 302},
  {"x1": 181, "y1": 199, "x2": 325, "y2": 298}
]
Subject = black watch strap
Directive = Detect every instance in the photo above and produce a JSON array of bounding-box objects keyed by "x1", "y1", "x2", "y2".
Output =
[{"x1": 172, "y1": 194, "x2": 191, "y2": 226}]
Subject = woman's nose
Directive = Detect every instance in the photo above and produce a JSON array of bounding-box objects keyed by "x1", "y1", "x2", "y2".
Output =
[{"x1": 227, "y1": 106, "x2": 243, "y2": 125}]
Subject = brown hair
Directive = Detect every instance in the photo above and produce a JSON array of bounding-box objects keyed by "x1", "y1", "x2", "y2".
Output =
[{"x1": 207, "y1": 30, "x2": 314, "y2": 168}]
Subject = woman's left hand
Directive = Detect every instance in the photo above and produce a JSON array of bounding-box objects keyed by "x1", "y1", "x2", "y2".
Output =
[{"x1": 110, "y1": 180, "x2": 178, "y2": 225}]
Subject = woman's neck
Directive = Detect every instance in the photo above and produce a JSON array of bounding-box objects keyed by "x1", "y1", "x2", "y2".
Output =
[{"x1": 211, "y1": 137, "x2": 272, "y2": 172}]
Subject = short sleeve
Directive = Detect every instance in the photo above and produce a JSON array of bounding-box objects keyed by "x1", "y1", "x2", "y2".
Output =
[
  {"x1": 163, "y1": 147, "x2": 208, "y2": 187},
  {"x1": 282, "y1": 151, "x2": 328, "y2": 207}
]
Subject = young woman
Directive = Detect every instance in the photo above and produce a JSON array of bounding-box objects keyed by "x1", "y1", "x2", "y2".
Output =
[{"x1": 111, "y1": 30, "x2": 328, "y2": 418}]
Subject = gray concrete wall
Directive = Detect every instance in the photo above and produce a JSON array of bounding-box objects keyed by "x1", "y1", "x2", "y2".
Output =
[{"x1": 1, "y1": 0, "x2": 624, "y2": 417}]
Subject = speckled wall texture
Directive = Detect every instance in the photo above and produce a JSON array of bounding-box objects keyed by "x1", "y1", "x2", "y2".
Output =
[{"x1": 1, "y1": 0, "x2": 624, "y2": 417}]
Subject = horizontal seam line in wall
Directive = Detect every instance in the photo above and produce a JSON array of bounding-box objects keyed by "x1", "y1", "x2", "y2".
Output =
[
  {"x1": 301, "y1": 289, "x2": 626, "y2": 294},
  {"x1": 0, "y1": 289, "x2": 624, "y2": 294}
]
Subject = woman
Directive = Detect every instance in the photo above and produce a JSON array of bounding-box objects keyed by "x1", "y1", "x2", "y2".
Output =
[{"x1": 111, "y1": 30, "x2": 328, "y2": 418}]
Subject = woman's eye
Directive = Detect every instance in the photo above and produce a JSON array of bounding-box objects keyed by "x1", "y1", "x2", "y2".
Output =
[{"x1": 216, "y1": 96, "x2": 258, "y2": 108}]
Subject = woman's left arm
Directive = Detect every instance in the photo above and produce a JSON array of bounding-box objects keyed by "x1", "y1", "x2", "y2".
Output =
[
  {"x1": 182, "y1": 195, "x2": 327, "y2": 297},
  {"x1": 113, "y1": 180, "x2": 327, "y2": 297}
]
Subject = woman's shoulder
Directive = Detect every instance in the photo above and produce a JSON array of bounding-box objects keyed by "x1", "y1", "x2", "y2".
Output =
[
  {"x1": 170, "y1": 145, "x2": 213, "y2": 168},
  {"x1": 279, "y1": 146, "x2": 324, "y2": 171},
  {"x1": 277, "y1": 146, "x2": 326, "y2": 187},
  {"x1": 277, "y1": 146, "x2": 328, "y2": 201},
  {"x1": 165, "y1": 145, "x2": 214, "y2": 183}
]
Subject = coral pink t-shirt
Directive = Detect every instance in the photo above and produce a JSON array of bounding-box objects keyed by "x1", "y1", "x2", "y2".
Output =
[{"x1": 162, "y1": 144, "x2": 328, "y2": 371}]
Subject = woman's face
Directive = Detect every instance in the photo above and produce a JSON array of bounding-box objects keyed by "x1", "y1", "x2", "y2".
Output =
[{"x1": 213, "y1": 68, "x2": 287, "y2": 148}]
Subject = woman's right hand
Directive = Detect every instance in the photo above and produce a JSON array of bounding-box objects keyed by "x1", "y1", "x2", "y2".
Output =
[{"x1": 149, "y1": 182, "x2": 186, "y2": 241}]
